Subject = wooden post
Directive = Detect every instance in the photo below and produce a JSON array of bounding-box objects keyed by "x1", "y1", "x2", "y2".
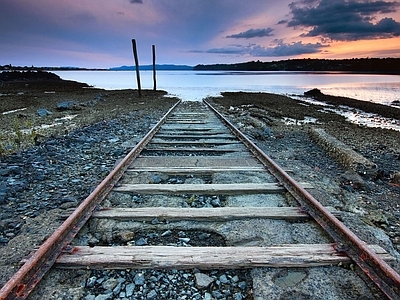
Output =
[
  {"x1": 131, "y1": 39, "x2": 142, "y2": 97},
  {"x1": 152, "y1": 45, "x2": 156, "y2": 91}
]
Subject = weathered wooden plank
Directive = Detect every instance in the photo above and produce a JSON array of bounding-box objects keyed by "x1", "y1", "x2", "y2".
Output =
[
  {"x1": 154, "y1": 134, "x2": 235, "y2": 139},
  {"x1": 166, "y1": 121, "x2": 206, "y2": 124},
  {"x1": 150, "y1": 140, "x2": 241, "y2": 145},
  {"x1": 130, "y1": 157, "x2": 263, "y2": 168},
  {"x1": 144, "y1": 147, "x2": 240, "y2": 153},
  {"x1": 157, "y1": 131, "x2": 230, "y2": 136},
  {"x1": 128, "y1": 166, "x2": 266, "y2": 174},
  {"x1": 92, "y1": 206, "x2": 339, "y2": 221},
  {"x1": 112, "y1": 183, "x2": 313, "y2": 194},
  {"x1": 160, "y1": 126, "x2": 224, "y2": 131},
  {"x1": 55, "y1": 244, "x2": 394, "y2": 270}
]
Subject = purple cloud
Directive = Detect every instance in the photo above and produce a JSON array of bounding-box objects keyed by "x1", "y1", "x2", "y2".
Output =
[
  {"x1": 190, "y1": 41, "x2": 329, "y2": 57},
  {"x1": 288, "y1": 0, "x2": 400, "y2": 40},
  {"x1": 226, "y1": 28, "x2": 274, "y2": 39}
]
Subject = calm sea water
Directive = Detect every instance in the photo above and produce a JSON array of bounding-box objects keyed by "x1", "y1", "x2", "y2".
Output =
[{"x1": 55, "y1": 70, "x2": 400, "y2": 105}]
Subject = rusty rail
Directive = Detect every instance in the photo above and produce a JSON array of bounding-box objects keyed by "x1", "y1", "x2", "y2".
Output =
[
  {"x1": 204, "y1": 99, "x2": 400, "y2": 300},
  {"x1": 0, "y1": 100, "x2": 181, "y2": 300}
]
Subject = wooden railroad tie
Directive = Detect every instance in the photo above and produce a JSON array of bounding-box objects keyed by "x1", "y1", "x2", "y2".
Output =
[
  {"x1": 92, "y1": 206, "x2": 339, "y2": 221},
  {"x1": 112, "y1": 183, "x2": 313, "y2": 195},
  {"x1": 55, "y1": 244, "x2": 394, "y2": 270}
]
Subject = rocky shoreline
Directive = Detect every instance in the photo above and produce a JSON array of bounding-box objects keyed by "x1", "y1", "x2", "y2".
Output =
[
  {"x1": 0, "y1": 77, "x2": 399, "y2": 298},
  {"x1": 207, "y1": 91, "x2": 400, "y2": 258}
]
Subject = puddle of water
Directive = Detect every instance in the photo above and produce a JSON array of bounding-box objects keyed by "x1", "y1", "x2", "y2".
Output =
[
  {"x1": 322, "y1": 107, "x2": 400, "y2": 132},
  {"x1": 2, "y1": 107, "x2": 27, "y2": 115},
  {"x1": 293, "y1": 96, "x2": 400, "y2": 131},
  {"x1": 20, "y1": 115, "x2": 78, "y2": 134},
  {"x1": 283, "y1": 116, "x2": 320, "y2": 126},
  {"x1": 54, "y1": 114, "x2": 78, "y2": 122}
]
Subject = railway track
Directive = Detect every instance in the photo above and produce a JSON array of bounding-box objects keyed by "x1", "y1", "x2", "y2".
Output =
[{"x1": 1, "y1": 100, "x2": 399, "y2": 299}]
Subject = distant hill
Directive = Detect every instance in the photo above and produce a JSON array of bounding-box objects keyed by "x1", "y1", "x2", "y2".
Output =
[
  {"x1": 193, "y1": 58, "x2": 400, "y2": 74},
  {"x1": 109, "y1": 64, "x2": 193, "y2": 71}
]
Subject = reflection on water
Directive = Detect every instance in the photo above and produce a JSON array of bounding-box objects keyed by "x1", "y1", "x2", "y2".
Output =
[
  {"x1": 54, "y1": 70, "x2": 400, "y2": 131},
  {"x1": 296, "y1": 96, "x2": 400, "y2": 131},
  {"x1": 323, "y1": 107, "x2": 400, "y2": 132},
  {"x1": 55, "y1": 70, "x2": 400, "y2": 105}
]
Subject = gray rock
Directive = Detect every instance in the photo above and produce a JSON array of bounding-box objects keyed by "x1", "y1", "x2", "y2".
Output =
[
  {"x1": 135, "y1": 237, "x2": 148, "y2": 246},
  {"x1": 195, "y1": 273, "x2": 214, "y2": 289},
  {"x1": 211, "y1": 197, "x2": 221, "y2": 207},
  {"x1": 125, "y1": 283, "x2": 135, "y2": 297},
  {"x1": 161, "y1": 230, "x2": 172, "y2": 237},
  {"x1": 203, "y1": 292, "x2": 212, "y2": 300},
  {"x1": 147, "y1": 290, "x2": 158, "y2": 299},
  {"x1": 150, "y1": 174, "x2": 162, "y2": 184},
  {"x1": 219, "y1": 274, "x2": 229, "y2": 284},
  {"x1": 134, "y1": 272, "x2": 145, "y2": 285},
  {"x1": 86, "y1": 276, "x2": 97, "y2": 288},
  {"x1": 0, "y1": 236, "x2": 9, "y2": 243},
  {"x1": 112, "y1": 282, "x2": 122, "y2": 295},
  {"x1": 37, "y1": 108, "x2": 52, "y2": 116},
  {"x1": 238, "y1": 281, "x2": 247, "y2": 290},
  {"x1": 275, "y1": 270, "x2": 307, "y2": 287},
  {"x1": 107, "y1": 138, "x2": 119, "y2": 143},
  {"x1": 57, "y1": 101, "x2": 79, "y2": 111},
  {"x1": 94, "y1": 293, "x2": 112, "y2": 300},
  {"x1": 212, "y1": 290, "x2": 224, "y2": 299},
  {"x1": 179, "y1": 237, "x2": 190, "y2": 243},
  {"x1": 198, "y1": 232, "x2": 211, "y2": 240},
  {"x1": 102, "y1": 278, "x2": 118, "y2": 291}
]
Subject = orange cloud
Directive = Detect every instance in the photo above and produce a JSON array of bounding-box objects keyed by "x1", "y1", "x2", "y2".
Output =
[{"x1": 316, "y1": 37, "x2": 400, "y2": 59}]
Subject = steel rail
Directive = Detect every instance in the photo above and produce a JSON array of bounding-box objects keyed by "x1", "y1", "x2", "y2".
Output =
[
  {"x1": 204, "y1": 99, "x2": 400, "y2": 300},
  {"x1": 0, "y1": 100, "x2": 181, "y2": 300}
]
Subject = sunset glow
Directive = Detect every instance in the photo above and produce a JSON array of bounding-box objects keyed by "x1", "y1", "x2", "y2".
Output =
[{"x1": 1, "y1": 0, "x2": 400, "y2": 68}]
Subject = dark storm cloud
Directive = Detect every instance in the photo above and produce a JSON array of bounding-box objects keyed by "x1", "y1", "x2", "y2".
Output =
[
  {"x1": 226, "y1": 28, "x2": 274, "y2": 39},
  {"x1": 288, "y1": 0, "x2": 400, "y2": 40},
  {"x1": 190, "y1": 41, "x2": 328, "y2": 57},
  {"x1": 129, "y1": 0, "x2": 143, "y2": 3}
]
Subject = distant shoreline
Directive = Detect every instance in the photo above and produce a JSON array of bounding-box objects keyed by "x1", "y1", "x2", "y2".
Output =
[
  {"x1": 1, "y1": 57, "x2": 400, "y2": 75},
  {"x1": 193, "y1": 58, "x2": 400, "y2": 75}
]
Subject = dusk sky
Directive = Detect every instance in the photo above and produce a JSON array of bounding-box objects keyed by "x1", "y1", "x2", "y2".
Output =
[{"x1": 1, "y1": 0, "x2": 400, "y2": 68}]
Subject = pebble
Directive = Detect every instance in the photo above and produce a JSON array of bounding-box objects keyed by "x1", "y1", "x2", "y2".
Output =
[
  {"x1": 0, "y1": 112, "x2": 158, "y2": 242},
  {"x1": 102, "y1": 278, "x2": 118, "y2": 290},
  {"x1": 134, "y1": 272, "x2": 145, "y2": 285},
  {"x1": 135, "y1": 237, "x2": 148, "y2": 246},
  {"x1": 84, "y1": 269, "x2": 251, "y2": 299},
  {"x1": 195, "y1": 273, "x2": 214, "y2": 289},
  {"x1": 6, "y1": 101, "x2": 394, "y2": 298},
  {"x1": 37, "y1": 108, "x2": 52, "y2": 116}
]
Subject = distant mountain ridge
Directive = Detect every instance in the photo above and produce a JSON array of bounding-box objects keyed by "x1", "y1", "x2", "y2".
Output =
[
  {"x1": 109, "y1": 64, "x2": 193, "y2": 71},
  {"x1": 2, "y1": 58, "x2": 399, "y2": 73},
  {"x1": 193, "y1": 58, "x2": 400, "y2": 74}
]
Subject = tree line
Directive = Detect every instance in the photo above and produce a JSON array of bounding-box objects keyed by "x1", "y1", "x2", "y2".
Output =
[{"x1": 193, "y1": 58, "x2": 400, "y2": 74}]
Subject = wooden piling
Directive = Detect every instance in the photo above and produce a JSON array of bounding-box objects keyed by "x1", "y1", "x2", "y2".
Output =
[
  {"x1": 131, "y1": 39, "x2": 142, "y2": 97},
  {"x1": 152, "y1": 45, "x2": 156, "y2": 91}
]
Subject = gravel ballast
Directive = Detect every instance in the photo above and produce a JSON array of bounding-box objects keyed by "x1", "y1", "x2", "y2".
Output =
[{"x1": 0, "y1": 77, "x2": 399, "y2": 299}]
